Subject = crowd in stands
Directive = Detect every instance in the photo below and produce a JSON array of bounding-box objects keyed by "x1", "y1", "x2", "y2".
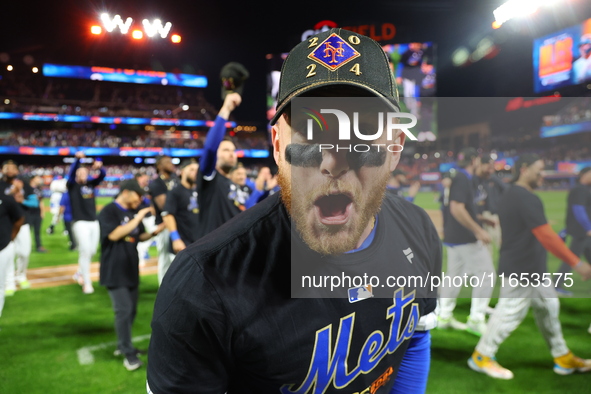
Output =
[
  {"x1": 0, "y1": 129, "x2": 269, "y2": 150},
  {"x1": 0, "y1": 72, "x2": 220, "y2": 120}
]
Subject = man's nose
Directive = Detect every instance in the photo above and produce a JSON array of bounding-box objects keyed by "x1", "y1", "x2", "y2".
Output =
[{"x1": 319, "y1": 149, "x2": 349, "y2": 179}]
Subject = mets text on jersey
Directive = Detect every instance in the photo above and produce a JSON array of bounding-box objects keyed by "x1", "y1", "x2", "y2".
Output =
[{"x1": 280, "y1": 288, "x2": 419, "y2": 394}]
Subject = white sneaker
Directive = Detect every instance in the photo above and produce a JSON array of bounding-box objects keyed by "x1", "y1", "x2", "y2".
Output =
[
  {"x1": 437, "y1": 316, "x2": 467, "y2": 330},
  {"x1": 83, "y1": 284, "x2": 94, "y2": 294},
  {"x1": 123, "y1": 354, "x2": 143, "y2": 371},
  {"x1": 466, "y1": 317, "x2": 487, "y2": 337}
]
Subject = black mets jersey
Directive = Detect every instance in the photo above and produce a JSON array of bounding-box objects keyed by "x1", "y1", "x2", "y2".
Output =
[
  {"x1": 0, "y1": 194, "x2": 24, "y2": 250},
  {"x1": 162, "y1": 183, "x2": 200, "y2": 252},
  {"x1": 196, "y1": 170, "x2": 244, "y2": 240},
  {"x1": 98, "y1": 202, "x2": 145, "y2": 288},
  {"x1": 147, "y1": 193, "x2": 441, "y2": 393},
  {"x1": 443, "y1": 170, "x2": 478, "y2": 245}
]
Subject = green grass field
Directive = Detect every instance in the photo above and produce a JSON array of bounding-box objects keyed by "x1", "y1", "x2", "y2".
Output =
[{"x1": 0, "y1": 192, "x2": 589, "y2": 393}]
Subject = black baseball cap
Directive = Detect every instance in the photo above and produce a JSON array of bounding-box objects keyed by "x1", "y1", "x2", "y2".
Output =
[
  {"x1": 270, "y1": 28, "x2": 400, "y2": 125},
  {"x1": 119, "y1": 179, "x2": 145, "y2": 196},
  {"x1": 511, "y1": 153, "x2": 541, "y2": 182},
  {"x1": 457, "y1": 147, "x2": 479, "y2": 168},
  {"x1": 220, "y1": 62, "x2": 249, "y2": 99}
]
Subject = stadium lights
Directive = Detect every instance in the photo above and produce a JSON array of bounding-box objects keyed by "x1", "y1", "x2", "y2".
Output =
[
  {"x1": 132, "y1": 30, "x2": 143, "y2": 40},
  {"x1": 7, "y1": 65, "x2": 13, "y2": 71},
  {"x1": 101, "y1": 13, "x2": 133, "y2": 34},
  {"x1": 91, "y1": 25, "x2": 102, "y2": 35},
  {"x1": 171, "y1": 34, "x2": 181, "y2": 44},
  {"x1": 142, "y1": 19, "x2": 172, "y2": 38},
  {"x1": 493, "y1": 0, "x2": 562, "y2": 27}
]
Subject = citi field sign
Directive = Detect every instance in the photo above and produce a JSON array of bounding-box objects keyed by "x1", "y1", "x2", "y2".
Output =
[{"x1": 301, "y1": 21, "x2": 396, "y2": 42}]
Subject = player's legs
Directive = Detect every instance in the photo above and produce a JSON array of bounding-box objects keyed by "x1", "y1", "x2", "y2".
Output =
[
  {"x1": 73, "y1": 221, "x2": 94, "y2": 292},
  {"x1": 390, "y1": 330, "x2": 431, "y2": 394},
  {"x1": 0, "y1": 242, "x2": 16, "y2": 317},
  {"x1": 530, "y1": 286, "x2": 569, "y2": 358},
  {"x1": 47, "y1": 204, "x2": 61, "y2": 233},
  {"x1": 14, "y1": 224, "x2": 32, "y2": 287},
  {"x1": 64, "y1": 220, "x2": 76, "y2": 249},
  {"x1": 438, "y1": 244, "x2": 467, "y2": 320},
  {"x1": 5, "y1": 243, "x2": 17, "y2": 293},
  {"x1": 108, "y1": 286, "x2": 139, "y2": 356},
  {"x1": 475, "y1": 284, "x2": 532, "y2": 358},
  {"x1": 466, "y1": 242, "x2": 495, "y2": 324}
]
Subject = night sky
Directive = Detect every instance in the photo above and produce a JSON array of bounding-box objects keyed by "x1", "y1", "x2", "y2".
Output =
[{"x1": 2, "y1": 0, "x2": 591, "y2": 123}]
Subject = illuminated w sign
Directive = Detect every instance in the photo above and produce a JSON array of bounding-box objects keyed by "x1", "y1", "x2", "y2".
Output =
[
  {"x1": 142, "y1": 19, "x2": 173, "y2": 38},
  {"x1": 100, "y1": 14, "x2": 133, "y2": 34}
]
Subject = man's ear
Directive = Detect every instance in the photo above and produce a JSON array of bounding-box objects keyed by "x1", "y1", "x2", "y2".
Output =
[
  {"x1": 272, "y1": 123, "x2": 281, "y2": 164},
  {"x1": 389, "y1": 132, "x2": 407, "y2": 172}
]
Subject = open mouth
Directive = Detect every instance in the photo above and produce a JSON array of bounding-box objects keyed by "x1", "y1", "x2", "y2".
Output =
[{"x1": 314, "y1": 193, "x2": 353, "y2": 225}]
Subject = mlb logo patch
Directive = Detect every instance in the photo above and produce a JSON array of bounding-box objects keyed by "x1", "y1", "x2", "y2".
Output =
[
  {"x1": 348, "y1": 285, "x2": 373, "y2": 303},
  {"x1": 308, "y1": 33, "x2": 360, "y2": 71}
]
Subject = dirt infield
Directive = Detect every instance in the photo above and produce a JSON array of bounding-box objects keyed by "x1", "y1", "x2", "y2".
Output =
[{"x1": 26, "y1": 258, "x2": 158, "y2": 289}]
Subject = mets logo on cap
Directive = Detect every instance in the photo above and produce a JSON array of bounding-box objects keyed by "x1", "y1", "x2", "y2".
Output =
[{"x1": 308, "y1": 33, "x2": 361, "y2": 72}]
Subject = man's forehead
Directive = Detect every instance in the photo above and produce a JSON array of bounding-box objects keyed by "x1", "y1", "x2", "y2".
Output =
[{"x1": 219, "y1": 140, "x2": 235, "y2": 149}]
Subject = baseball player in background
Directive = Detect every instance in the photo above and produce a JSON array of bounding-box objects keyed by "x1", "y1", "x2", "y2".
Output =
[
  {"x1": 148, "y1": 28, "x2": 441, "y2": 394},
  {"x1": 0, "y1": 193, "x2": 24, "y2": 320},
  {"x1": 67, "y1": 151, "x2": 106, "y2": 294},
  {"x1": 553, "y1": 166, "x2": 591, "y2": 297},
  {"x1": 0, "y1": 160, "x2": 35, "y2": 293},
  {"x1": 387, "y1": 168, "x2": 421, "y2": 202},
  {"x1": 162, "y1": 159, "x2": 200, "y2": 256},
  {"x1": 438, "y1": 148, "x2": 495, "y2": 336},
  {"x1": 47, "y1": 178, "x2": 67, "y2": 235},
  {"x1": 469, "y1": 154, "x2": 591, "y2": 380},
  {"x1": 148, "y1": 156, "x2": 178, "y2": 285}
]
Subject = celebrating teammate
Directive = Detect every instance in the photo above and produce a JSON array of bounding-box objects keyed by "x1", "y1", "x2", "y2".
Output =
[
  {"x1": 148, "y1": 156, "x2": 178, "y2": 285},
  {"x1": 98, "y1": 179, "x2": 164, "y2": 371},
  {"x1": 67, "y1": 151, "x2": 106, "y2": 294},
  {"x1": 162, "y1": 159, "x2": 200, "y2": 255},
  {"x1": 387, "y1": 168, "x2": 421, "y2": 202},
  {"x1": 194, "y1": 93, "x2": 245, "y2": 239},
  {"x1": 0, "y1": 160, "x2": 35, "y2": 293},
  {"x1": 148, "y1": 28, "x2": 441, "y2": 393},
  {"x1": 0, "y1": 193, "x2": 24, "y2": 319},
  {"x1": 469, "y1": 154, "x2": 591, "y2": 380},
  {"x1": 47, "y1": 178, "x2": 67, "y2": 235},
  {"x1": 438, "y1": 148, "x2": 495, "y2": 336},
  {"x1": 554, "y1": 166, "x2": 591, "y2": 296}
]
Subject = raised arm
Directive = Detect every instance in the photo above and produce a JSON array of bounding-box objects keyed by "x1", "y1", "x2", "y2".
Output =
[
  {"x1": 67, "y1": 152, "x2": 84, "y2": 188},
  {"x1": 200, "y1": 93, "x2": 241, "y2": 177}
]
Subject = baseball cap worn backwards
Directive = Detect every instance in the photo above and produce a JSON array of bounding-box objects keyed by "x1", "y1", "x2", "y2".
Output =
[{"x1": 270, "y1": 28, "x2": 400, "y2": 125}]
